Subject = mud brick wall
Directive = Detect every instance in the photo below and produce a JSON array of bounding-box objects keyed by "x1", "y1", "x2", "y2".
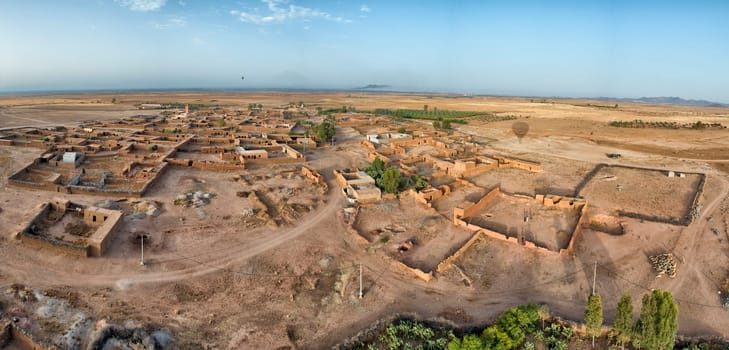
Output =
[
  {"x1": 368, "y1": 152, "x2": 392, "y2": 164},
  {"x1": 561, "y1": 203, "x2": 590, "y2": 256},
  {"x1": 389, "y1": 258, "x2": 433, "y2": 282},
  {"x1": 460, "y1": 163, "x2": 498, "y2": 177},
  {"x1": 87, "y1": 210, "x2": 123, "y2": 257},
  {"x1": 138, "y1": 162, "x2": 169, "y2": 196},
  {"x1": 338, "y1": 208, "x2": 371, "y2": 246},
  {"x1": 332, "y1": 169, "x2": 349, "y2": 188},
  {"x1": 435, "y1": 232, "x2": 483, "y2": 273},
  {"x1": 8, "y1": 178, "x2": 64, "y2": 193},
  {"x1": 19, "y1": 232, "x2": 90, "y2": 258},
  {"x1": 301, "y1": 166, "x2": 325, "y2": 185},
  {"x1": 495, "y1": 156, "x2": 544, "y2": 172},
  {"x1": 281, "y1": 144, "x2": 304, "y2": 159},
  {"x1": 453, "y1": 187, "x2": 501, "y2": 220},
  {"x1": 361, "y1": 140, "x2": 376, "y2": 150}
]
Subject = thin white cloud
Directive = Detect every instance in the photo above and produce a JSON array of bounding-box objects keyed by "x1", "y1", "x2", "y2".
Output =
[
  {"x1": 151, "y1": 15, "x2": 187, "y2": 29},
  {"x1": 178, "y1": 0, "x2": 187, "y2": 6},
  {"x1": 231, "y1": 0, "x2": 351, "y2": 25},
  {"x1": 360, "y1": 4, "x2": 371, "y2": 13},
  {"x1": 116, "y1": 0, "x2": 167, "y2": 12}
]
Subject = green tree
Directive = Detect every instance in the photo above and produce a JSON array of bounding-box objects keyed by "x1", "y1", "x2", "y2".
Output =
[
  {"x1": 614, "y1": 294, "x2": 634, "y2": 350},
  {"x1": 397, "y1": 127, "x2": 406, "y2": 133},
  {"x1": 380, "y1": 167, "x2": 402, "y2": 194},
  {"x1": 585, "y1": 294, "x2": 603, "y2": 348},
  {"x1": 448, "y1": 334, "x2": 483, "y2": 350},
  {"x1": 424, "y1": 104, "x2": 428, "y2": 112},
  {"x1": 111, "y1": 97, "x2": 116, "y2": 103},
  {"x1": 217, "y1": 119, "x2": 226, "y2": 127},
  {"x1": 312, "y1": 122, "x2": 335, "y2": 143},
  {"x1": 433, "y1": 120, "x2": 441, "y2": 129},
  {"x1": 442, "y1": 120, "x2": 452, "y2": 129},
  {"x1": 365, "y1": 157, "x2": 386, "y2": 181},
  {"x1": 412, "y1": 175, "x2": 429, "y2": 192},
  {"x1": 482, "y1": 326, "x2": 513, "y2": 350},
  {"x1": 635, "y1": 290, "x2": 678, "y2": 350}
]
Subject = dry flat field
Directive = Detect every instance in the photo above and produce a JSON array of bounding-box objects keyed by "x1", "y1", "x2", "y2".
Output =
[{"x1": 1, "y1": 91, "x2": 729, "y2": 349}]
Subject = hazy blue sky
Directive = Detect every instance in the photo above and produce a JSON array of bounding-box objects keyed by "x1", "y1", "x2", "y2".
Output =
[{"x1": 1, "y1": 0, "x2": 728, "y2": 102}]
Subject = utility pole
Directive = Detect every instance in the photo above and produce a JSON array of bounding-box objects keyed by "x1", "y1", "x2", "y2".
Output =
[
  {"x1": 359, "y1": 264, "x2": 363, "y2": 299},
  {"x1": 592, "y1": 261, "x2": 597, "y2": 295},
  {"x1": 140, "y1": 235, "x2": 145, "y2": 266}
]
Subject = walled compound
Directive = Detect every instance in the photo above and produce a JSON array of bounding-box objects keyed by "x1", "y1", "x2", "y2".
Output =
[{"x1": 16, "y1": 198, "x2": 123, "y2": 257}]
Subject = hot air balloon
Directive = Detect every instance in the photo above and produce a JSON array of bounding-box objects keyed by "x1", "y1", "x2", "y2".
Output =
[{"x1": 241, "y1": 76, "x2": 245, "y2": 80}]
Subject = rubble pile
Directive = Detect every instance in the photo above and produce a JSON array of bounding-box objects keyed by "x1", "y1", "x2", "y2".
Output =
[
  {"x1": 648, "y1": 253, "x2": 677, "y2": 278},
  {"x1": 174, "y1": 191, "x2": 214, "y2": 208}
]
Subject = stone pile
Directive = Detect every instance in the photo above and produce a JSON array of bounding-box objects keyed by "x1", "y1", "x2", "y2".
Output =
[
  {"x1": 174, "y1": 191, "x2": 214, "y2": 208},
  {"x1": 648, "y1": 253, "x2": 677, "y2": 278}
]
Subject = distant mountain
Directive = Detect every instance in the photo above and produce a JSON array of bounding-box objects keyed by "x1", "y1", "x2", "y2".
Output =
[
  {"x1": 595, "y1": 96, "x2": 726, "y2": 107},
  {"x1": 354, "y1": 84, "x2": 390, "y2": 90}
]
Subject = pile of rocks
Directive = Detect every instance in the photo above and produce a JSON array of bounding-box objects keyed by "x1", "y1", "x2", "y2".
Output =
[
  {"x1": 649, "y1": 253, "x2": 677, "y2": 278},
  {"x1": 174, "y1": 191, "x2": 214, "y2": 208}
]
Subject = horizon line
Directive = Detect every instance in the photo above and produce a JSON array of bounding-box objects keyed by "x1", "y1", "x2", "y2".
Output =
[{"x1": 0, "y1": 87, "x2": 726, "y2": 106}]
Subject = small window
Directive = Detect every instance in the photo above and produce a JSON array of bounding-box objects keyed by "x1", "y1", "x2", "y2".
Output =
[{"x1": 92, "y1": 215, "x2": 97, "y2": 222}]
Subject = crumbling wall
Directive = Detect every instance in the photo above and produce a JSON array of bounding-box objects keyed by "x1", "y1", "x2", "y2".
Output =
[
  {"x1": 453, "y1": 189, "x2": 585, "y2": 255},
  {"x1": 368, "y1": 152, "x2": 392, "y2": 164},
  {"x1": 281, "y1": 144, "x2": 305, "y2": 159},
  {"x1": 435, "y1": 232, "x2": 483, "y2": 273},
  {"x1": 19, "y1": 231, "x2": 90, "y2": 258},
  {"x1": 453, "y1": 187, "x2": 501, "y2": 221},
  {"x1": 361, "y1": 140, "x2": 376, "y2": 151},
  {"x1": 16, "y1": 202, "x2": 90, "y2": 257},
  {"x1": 301, "y1": 166, "x2": 325, "y2": 185},
  {"x1": 389, "y1": 258, "x2": 433, "y2": 282},
  {"x1": 560, "y1": 203, "x2": 589, "y2": 256},
  {"x1": 493, "y1": 155, "x2": 543, "y2": 172}
]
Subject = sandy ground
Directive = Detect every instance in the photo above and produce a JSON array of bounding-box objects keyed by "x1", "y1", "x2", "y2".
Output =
[{"x1": 0, "y1": 92, "x2": 729, "y2": 348}]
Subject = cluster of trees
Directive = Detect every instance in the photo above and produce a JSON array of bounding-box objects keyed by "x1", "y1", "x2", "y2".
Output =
[
  {"x1": 365, "y1": 157, "x2": 429, "y2": 194},
  {"x1": 142, "y1": 101, "x2": 219, "y2": 110},
  {"x1": 312, "y1": 121, "x2": 335, "y2": 143},
  {"x1": 448, "y1": 304, "x2": 542, "y2": 350},
  {"x1": 320, "y1": 105, "x2": 355, "y2": 114},
  {"x1": 433, "y1": 120, "x2": 452, "y2": 130},
  {"x1": 474, "y1": 114, "x2": 519, "y2": 123},
  {"x1": 373, "y1": 108, "x2": 473, "y2": 124},
  {"x1": 352, "y1": 320, "x2": 456, "y2": 350},
  {"x1": 609, "y1": 120, "x2": 725, "y2": 130},
  {"x1": 445, "y1": 289, "x2": 678, "y2": 350},
  {"x1": 583, "y1": 289, "x2": 678, "y2": 350},
  {"x1": 247, "y1": 103, "x2": 263, "y2": 111},
  {"x1": 584, "y1": 103, "x2": 619, "y2": 109}
]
